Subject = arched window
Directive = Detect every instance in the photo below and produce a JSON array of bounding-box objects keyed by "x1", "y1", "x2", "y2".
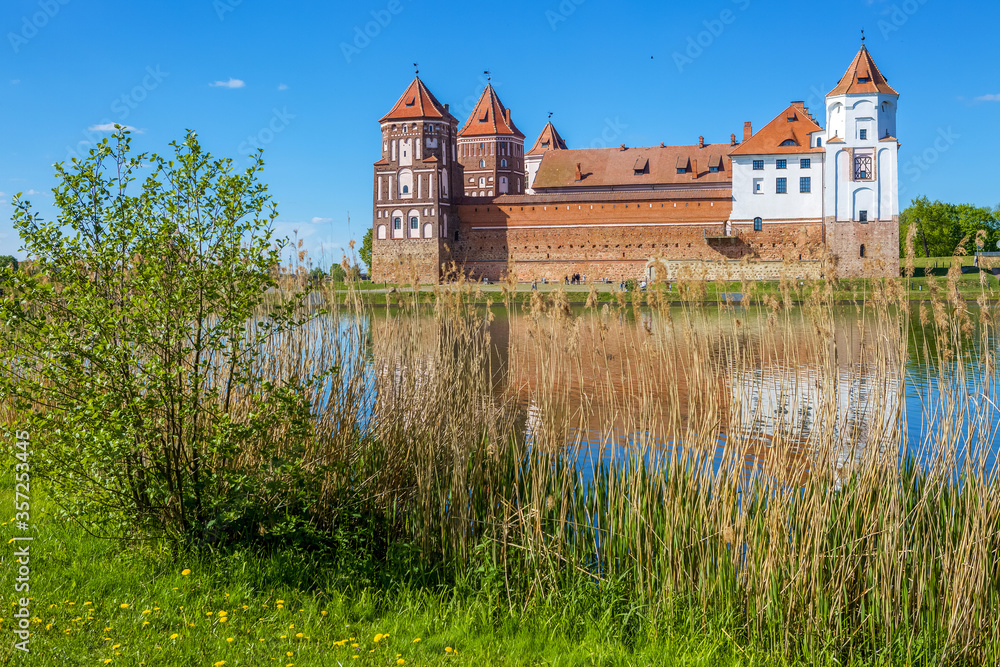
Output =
[
  {"x1": 393, "y1": 217, "x2": 402, "y2": 230},
  {"x1": 860, "y1": 244, "x2": 866, "y2": 258},
  {"x1": 501, "y1": 159, "x2": 507, "y2": 168},
  {"x1": 479, "y1": 159, "x2": 486, "y2": 168},
  {"x1": 423, "y1": 223, "x2": 433, "y2": 238},
  {"x1": 753, "y1": 217, "x2": 762, "y2": 231},
  {"x1": 410, "y1": 216, "x2": 418, "y2": 230},
  {"x1": 816, "y1": 137, "x2": 822, "y2": 147},
  {"x1": 402, "y1": 124, "x2": 407, "y2": 132},
  {"x1": 377, "y1": 225, "x2": 387, "y2": 240},
  {"x1": 478, "y1": 177, "x2": 485, "y2": 187},
  {"x1": 402, "y1": 185, "x2": 409, "y2": 194},
  {"x1": 780, "y1": 139, "x2": 798, "y2": 146}
]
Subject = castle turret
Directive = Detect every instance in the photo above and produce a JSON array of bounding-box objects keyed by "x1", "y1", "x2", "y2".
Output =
[
  {"x1": 372, "y1": 76, "x2": 462, "y2": 283},
  {"x1": 525, "y1": 121, "x2": 568, "y2": 194},
  {"x1": 822, "y1": 43, "x2": 900, "y2": 276},
  {"x1": 457, "y1": 84, "x2": 525, "y2": 198}
]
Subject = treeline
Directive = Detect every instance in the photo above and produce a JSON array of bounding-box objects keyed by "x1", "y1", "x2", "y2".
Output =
[{"x1": 899, "y1": 196, "x2": 999, "y2": 257}]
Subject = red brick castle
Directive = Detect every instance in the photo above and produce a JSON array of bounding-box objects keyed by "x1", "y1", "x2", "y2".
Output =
[{"x1": 371, "y1": 45, "x2": 900, "y2": 283}]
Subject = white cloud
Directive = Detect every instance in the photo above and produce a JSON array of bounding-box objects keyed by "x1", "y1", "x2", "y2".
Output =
[
  {"x1": 210, "y1": 78, "x2": 245, "y2": 89},
  {"x1": 88, "y1": 123, "x2": 142, "y2": 133},
  {"x1": 10, "y1": 79, "x2": 20, "y2": 85},
  {"x1": 277, "y1": 83, "x2": 289, "y2": 91},
  {"x1": 25, "y1": 189, "x2": 41, "y2": 195},
  {"x1": 974, "y1": 93, "x2": 1000, "y2": 102},
  {"x1": 311, "y1": 217, "x2": 333, "y2": 224}
]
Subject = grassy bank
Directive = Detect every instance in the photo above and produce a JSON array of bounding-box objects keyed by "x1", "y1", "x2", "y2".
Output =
[{"x1": 0, "y1": 485, "x2": 772, "y2": 666}]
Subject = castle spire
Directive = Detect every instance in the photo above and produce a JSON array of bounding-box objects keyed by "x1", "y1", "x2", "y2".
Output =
[
  {"x1": 458, "y1": 84, "x2": 524, "y2": 139},
  {"x1": 827, "y1": 45, "x2": 898, "y2": 97}
]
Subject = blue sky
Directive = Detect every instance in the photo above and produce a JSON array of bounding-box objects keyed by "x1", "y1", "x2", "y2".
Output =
[{"x1": 2, "y1": 0, "x2": 997, "y2": 266}]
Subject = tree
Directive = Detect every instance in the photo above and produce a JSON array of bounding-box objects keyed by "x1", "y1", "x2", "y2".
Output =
[
  {"x1": 329, "y1": 263, "x2": 347, "y2": 282},
  {"x1": 0, "y1": 255, "x2": 17, "y2": 272},
  {"x1": 359, "y1": 227, "x2": 372, "y2": 272},
  {"x1": 0, "y1": 129, "x2": 331, "y2": 545},
  {"x1": 900, "y1": 197, "x2": 999, "y2": 257}
]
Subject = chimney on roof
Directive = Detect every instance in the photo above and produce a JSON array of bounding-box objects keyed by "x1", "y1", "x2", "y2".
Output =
[
  {"x1": 791, "y1": 100, "x2": 805, "y2": 108},
  {"x1": 575, "y1": 163, "x2": 582, "y2": 182},
  {"x1": 698, "y1": 136, "x2": 705, "y2": 148},
  {"x1": 744, "y1": 122, "x2": 752, "y2": 142},
  {"x1": 660, "y1": 142, "x2": 665, "y2": 148},
  {"x1": 730, "y1": 133, "x2": 737, "y2": 146},
  {"x1": 620, "y1": 144, "x2": 626, "y2": 151},
  {"x1": 505, "y1": 108, "x2": 512, "y2": 126},
  {"x1": 690, "y1": 159, "x2": 698, "y2": 179},
  {"x1": 444, "y1": 104, "x2": 449, "y2": 111}
]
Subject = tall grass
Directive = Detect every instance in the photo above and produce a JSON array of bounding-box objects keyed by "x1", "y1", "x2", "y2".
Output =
[{"x1": 5, "y1": 253, "x2": 999, "y2": 664}]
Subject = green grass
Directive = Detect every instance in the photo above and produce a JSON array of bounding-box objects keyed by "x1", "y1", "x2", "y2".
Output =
[{"x1": 0, "y1": 482, "x2": 796, "y2": 666}]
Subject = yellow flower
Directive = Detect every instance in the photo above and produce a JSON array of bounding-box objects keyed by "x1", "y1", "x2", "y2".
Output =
[
  {"x1": 226, "y1": 637, "x2": 234, "y2": 643},
  {"x1": 84, "y1": 602, "x2": 92, "y2": 606},
  {"x1": 445, "y1": 646, "x2": 453, "y2": 653},
  {"x1": 412, "y1": 638, "x2": 421, "y2": 643},
  {"x1": 170, "y1": 633, "x2": 179, "y2": 640},
  {"x1": 374, "y1": 633, "x2": 386, "y2": 643},
  {"x1": 219, "y1": 617, "x2": 228, "y2": 623},
  {"x1": 286, "y1": 651, "x2": 294, "y2": 657},
  {"x1": 320, "y1": 611, "x2": 328, "y2": 616},
  {"x1": 276, "y1": 600, "x2": 285, "y2": 604},
  {"x1": 103, "y1": 660, "x2": 112, "y2": 664},
  {"x1": 277, "y1": 604, "x2": 284, "y2": 609},
  {"x1": 142, "y1": 610, "x2": 151, "y2": 615},
  {"x1": 289, "y1": 624, "x2": 295, "y2": 629},
  {"x1": 181, "y1": 569, "x2": 191, "y2": 576},
  {"x1": 112, "y1": 644, "x2": 120, "y2": 649},
  {"x1": 206, "y1": 612, "x2": 214, "y2": 616},
  {"x1": 295, "y1": 632, "x2": 304, "y2": 638},
  {"x1": 218, "y1": 610, "x2": 227, "y2": 616},
  {"x1": 397, "y1": 660, "x2": 405, "y2": 665},
  {"x1": 142, "y1": 621, "x2": 150, "y2": 627},
  {"x1": 119, "y1": 603, "x2": 130, "y2": 609},
  {"x1": 214, "y1": 662, "x2": 226, "y2": 667}
]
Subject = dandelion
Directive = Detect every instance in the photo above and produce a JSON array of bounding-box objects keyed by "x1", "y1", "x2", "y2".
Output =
[
  {"x1": 296, "y1": 632, "x2": 304, "y2": 638},
  {"x1": 397, "y1": 660, "x2": 405, "y2": 665},
  {"x1": 181, "y1": 569, "x2": 191, "y2": 576},
  {"x1": 445, "y1": 646, "x2": 453, "y2": 653},
  {"x1": 103, "y1": 660, "x2": 112, "y2": 664},
  {"x1": 119, "y1": 603, "x2": 130, "y2": 609},
  {"x1": 286, "y1": 651, "x2": 294, "y2": 657},
  {"x1": 170, "y1": 633, "x2": 179, "y2": 640},
  {"x1": 320, "y1": 611, "x2": 328, "y2": 616},
  {"x1": 214, "y1": 662, "x2": 226, "y2": 667},
  {"x1": 226, "y1": 637, "x2": 234, "y2": 643},
  {"x1": 412, "y1": 638, "x2": 421, "y2": 643}
]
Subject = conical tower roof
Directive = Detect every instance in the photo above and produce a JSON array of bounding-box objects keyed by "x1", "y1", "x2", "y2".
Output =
[
  {"x1": 827, "y1": 45, "x2": 898, "y2": 97},
  {"x1": 379, "y1": 77, "x2": 453, "y2": 123},
  {"x1": 527, "y1": 121, "x2": 568, "y2": 155},
  {"x1": 458, "y1": 84, "x2": 524, "y2": 138}
]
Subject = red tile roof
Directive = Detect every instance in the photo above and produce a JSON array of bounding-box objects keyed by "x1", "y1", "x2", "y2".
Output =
[
  {"x1": 458, "y1": 85, "x2": 525, "y2": 139},
  {"x1": 527, "y1": 122, "x2": 568, "y2": 155},
  {"x1": 531, "y1": 143, "x2": 733, "y2": 190},
  {"x1": 730, "y1": 104, "x2": 825, "y2": 156},
  {"x1": 379, "y1": 77, "x2": 453, "y2": 123},
  {"x1": 827, "y1": 45, "x2": 898, "y2": 97},
  {"x1": 493, "y1": 189, "x2": 732, "y2": 205}
]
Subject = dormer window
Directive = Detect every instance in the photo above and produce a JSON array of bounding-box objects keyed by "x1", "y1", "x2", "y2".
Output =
[
  {"x1": 780, "y1": 139, "x2": 798, "y2": 146},
  {"x1": 633, "y1": 157, "x2": 649, "y2": 175},
  {"x1": 858, "y1": 77, "x2": 870, "y2": 84},
  {"x1": 709, "y1": 166, "x2": 719, "y2": 173},
  {"x1": 541, "y1": 141, "x2": 550, "y2": 148},
  {"x1": 676, "y1": 168, "x2": 686, "y2": 175},
  {"x1": 786, "y1": 114, "x2": 796, "y2": 122},
  {"x1": 816, "y1": 138, "x2": 822, "y2": 147}
]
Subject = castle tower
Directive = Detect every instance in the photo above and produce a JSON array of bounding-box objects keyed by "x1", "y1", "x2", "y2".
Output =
[
  {"x1": 371, "y1": 76, "x2": 462, "y2": 283},
  {"x1": 525, "y1": 121, "x2": 568, "y2": 194},
  {"x1": 822, "y1": 44, "x2": 900, "y2": 277},
  {"x1": 457, "y1": 84, "x2": 526, "y2": 198}
]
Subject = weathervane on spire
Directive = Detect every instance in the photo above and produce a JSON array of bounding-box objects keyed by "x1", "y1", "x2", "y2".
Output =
[
  {"x1": 484, "y1": 69, "x2": 491, "y2": 83},
  {"x1": 548, "y1": 112, "x2": 553, "y2": 120},
  {"x1": 413, "y1": 62, "x2": 419, "y2": 75},
  {"x1": 861, "y1": 28, "x2": 865, "y2": 43}
]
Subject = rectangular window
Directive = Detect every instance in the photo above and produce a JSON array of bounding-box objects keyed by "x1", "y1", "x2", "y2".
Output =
[
  {"x1": 800, "y1": 158, "x2": 811, "y2": 169},
  {"x1": 854, "y1": 154, "x2": 872, "y2": 180},
  {"x1": 393, "y1": 217, "x2": 401, "y2": 230},
  {"x1": 709, "y1": 166, "x2": 719, "y2": 173},
  {"x1": 776, "y1": 177, "x2": 787, "y2": 194},
  {"x1": 776, "y1": 159, "x2": 787, "y2": 169},
  {"x1": 752, "y1": 160, "x2": 764, "y2": 170},
  {"x1": 753, "y1": 178, "x2": 763, "y2": 194},
  {"x1": 410, "y1": 217, "x2": 418, "y2": 229},
  {"x1": 800, "y1": 177, "x2": 811, "y2": 193},
  {"x1": 859, "y1": 129, "x2": 868, "y2": 140},
  {"x1": 859, "y1": 210, "x2": 868, "y2": 223}
]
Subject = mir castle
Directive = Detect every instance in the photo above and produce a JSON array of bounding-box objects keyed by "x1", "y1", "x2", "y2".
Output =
[{"x1": 371, "y1": 44, "x2": 900, "y2": 283}]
